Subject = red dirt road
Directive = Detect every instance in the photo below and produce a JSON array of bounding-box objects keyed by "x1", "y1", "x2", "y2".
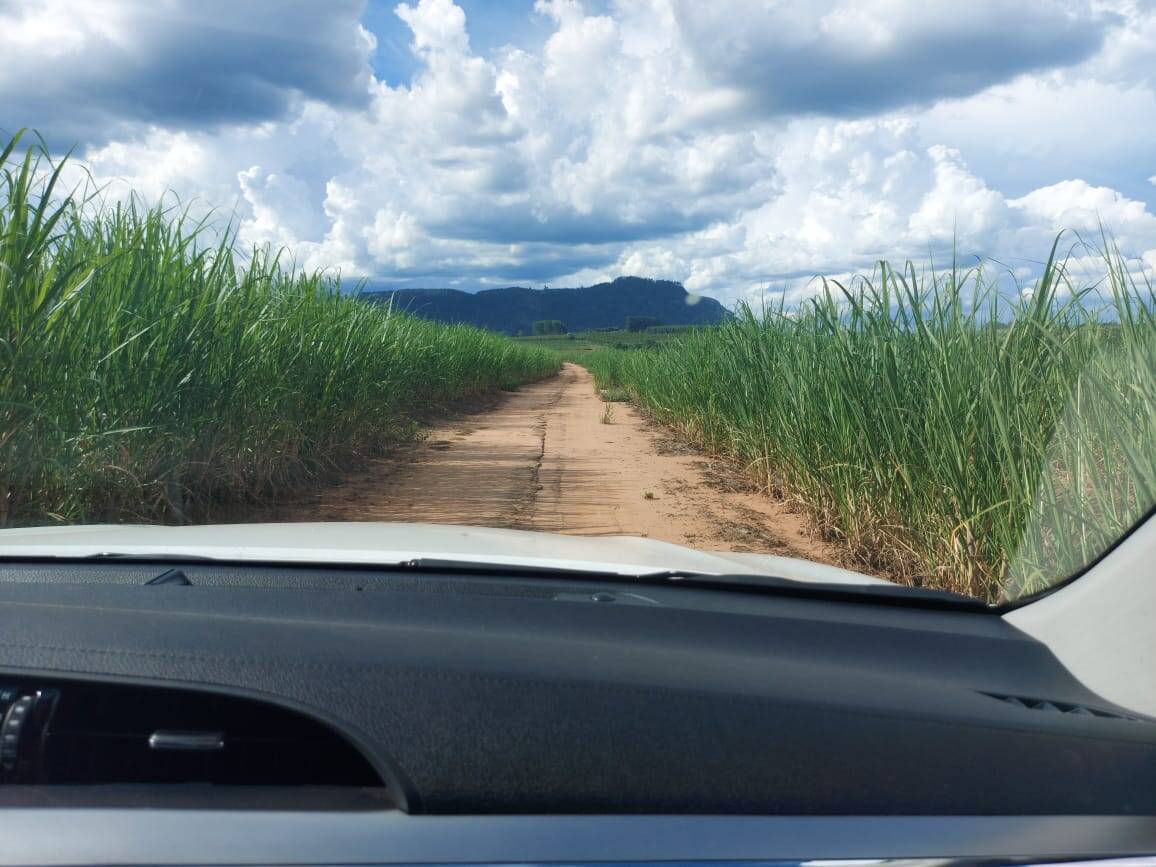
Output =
[{"x1": 252, "y1": 363, "x2": 842, "y2": 563}]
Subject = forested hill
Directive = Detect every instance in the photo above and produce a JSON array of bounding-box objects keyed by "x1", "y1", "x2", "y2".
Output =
[{"x1": 359, "y1": 276, "x2": 729, "y2": 335}]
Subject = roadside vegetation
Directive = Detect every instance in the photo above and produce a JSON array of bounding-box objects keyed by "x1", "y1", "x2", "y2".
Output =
[
  {"x1": 516, "y1": 324, "x2": 704, "y2": 354},
  {"x1": 0, "y1": 133, "x2": 559, "y2": 526},
  {"x1": 579, "y1": 245, "x2": 1156, "y2": 602}
]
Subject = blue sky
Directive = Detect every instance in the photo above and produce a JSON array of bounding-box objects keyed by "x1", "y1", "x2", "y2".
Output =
[
  {"x1": 1, "y1": 0, "x2": 1154, "y2": 305},
  {"x1": 364, "y1": 0, "x2": 583, "y2": 85}
]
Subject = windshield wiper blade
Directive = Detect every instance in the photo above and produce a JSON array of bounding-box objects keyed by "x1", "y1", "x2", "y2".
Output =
[
  {"x1": 81, "y1": 552, "x2": 217, "y2": 562},
  {"x1": 394, "y1": 557, "x2": 629, "y2": 577},
  {"x1": 632, "y1": 569, "x2": 989, "y2": 610},
  {"x1": 32, "y1": 552, "x2": 986, "y2": 610},
  {"x1": 395, "y1": 560, "x2": 987, "y2": 610}
]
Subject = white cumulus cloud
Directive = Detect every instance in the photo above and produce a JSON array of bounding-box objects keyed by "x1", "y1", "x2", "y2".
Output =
[{"x1": 13, "y1": 0, "x2": 1156, "y2": 305}]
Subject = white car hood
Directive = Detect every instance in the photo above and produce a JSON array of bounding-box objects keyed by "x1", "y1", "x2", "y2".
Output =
[{"x1": 0, "y1": 522, "x2": 888, "y2": 586}]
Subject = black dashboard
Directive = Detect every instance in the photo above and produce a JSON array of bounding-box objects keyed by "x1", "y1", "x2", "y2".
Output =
[{"x1": 0, "y1": 559, "x2": 1154, "y2": 863}]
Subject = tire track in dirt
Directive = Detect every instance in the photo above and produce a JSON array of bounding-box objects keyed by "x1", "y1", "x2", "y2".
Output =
[{"x1": 244, "y1": 363, "x2": 842, "y2": 564}]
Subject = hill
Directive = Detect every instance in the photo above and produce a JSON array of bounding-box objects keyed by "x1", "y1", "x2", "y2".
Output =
[{"x1": 359, "y1": 277, "x2": 729, "y2": 335}]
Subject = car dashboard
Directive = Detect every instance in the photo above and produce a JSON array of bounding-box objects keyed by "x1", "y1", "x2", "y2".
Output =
[{"x1": 0, "y1": 558, "x2": 1153, "y2": 864}]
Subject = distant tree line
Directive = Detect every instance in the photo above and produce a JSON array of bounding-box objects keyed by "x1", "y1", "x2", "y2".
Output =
[
  {"x1": 532, "y1": 316, "x2": 669, "y2": 336},
  {"x1": 625, "y1": 315, "x2": 662, "y2": 332},
  {"x1": 532, "y1": 319, "x2": 567, "y2": 335}
]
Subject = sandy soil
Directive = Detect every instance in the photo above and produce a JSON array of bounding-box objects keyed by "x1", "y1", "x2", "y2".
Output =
[{"x1": 248, "y1": 363, "x2": 843, "y2": 564}]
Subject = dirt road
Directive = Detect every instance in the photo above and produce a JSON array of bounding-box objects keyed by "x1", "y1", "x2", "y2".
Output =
[{"x1": 255, "y1": 363, "x2": 840, "y2": 562}]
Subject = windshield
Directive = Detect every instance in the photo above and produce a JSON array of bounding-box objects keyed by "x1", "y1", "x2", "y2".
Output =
[{"x1": 0, "y1": 0, "x2": 1153, "y2": 606}]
